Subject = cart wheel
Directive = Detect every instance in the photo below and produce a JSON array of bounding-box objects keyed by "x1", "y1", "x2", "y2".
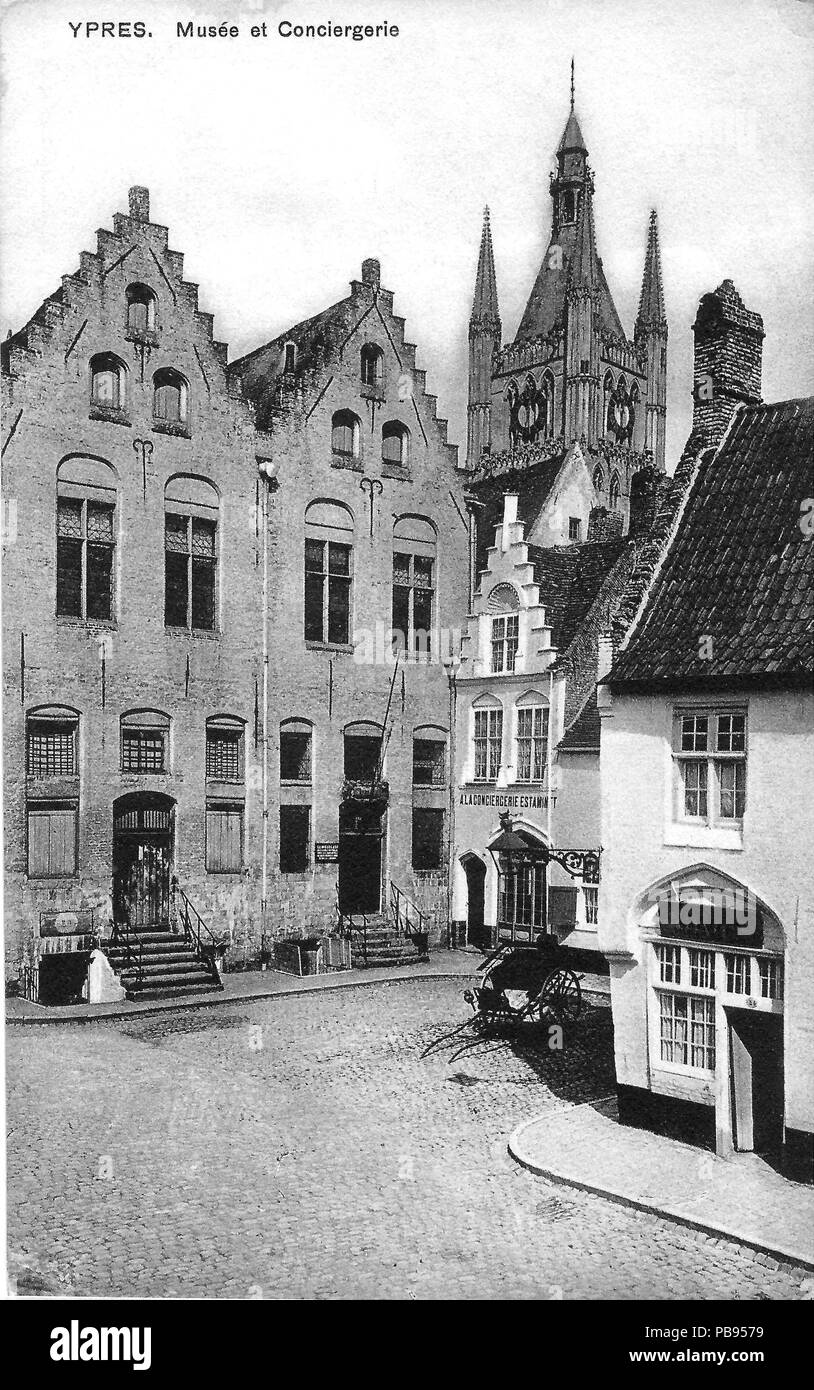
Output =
[{"x1": 542, "y1": 969, "x2": 582, "y2": 1023}]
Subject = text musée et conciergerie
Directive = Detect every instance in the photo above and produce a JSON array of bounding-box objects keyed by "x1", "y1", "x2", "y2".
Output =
[{"x1": 177, "y1": 20, "x2": 400, "y2": 40}]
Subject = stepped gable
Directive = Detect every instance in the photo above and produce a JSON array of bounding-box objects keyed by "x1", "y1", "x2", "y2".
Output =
[
  {"x1": 2, "y1": 187, "x2": 236, "y2": 396},
  {"x1": 610, "y1": 398, "x2": 814, "y2": 689},
  {"x1": 228, "y1": 261, "x2": 459, "y2": 465}
]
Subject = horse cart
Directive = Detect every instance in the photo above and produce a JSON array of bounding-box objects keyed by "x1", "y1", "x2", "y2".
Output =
[{"x1": 463, "y1": 938, "x2": 583, "y2": 1032}]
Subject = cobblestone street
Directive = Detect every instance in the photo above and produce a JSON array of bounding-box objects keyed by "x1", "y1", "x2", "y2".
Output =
[{"x1": 7, "y1": 978, "x2": 809, "y2": 1300}]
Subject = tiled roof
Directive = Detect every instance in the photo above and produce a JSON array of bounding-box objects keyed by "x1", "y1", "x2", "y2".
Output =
[
  {"x1": 528, "y1": 537, "x2": 629, "y2": 652},
  {"x1": 609, "y1": 397, "x2": 814, "y2": 688},
  {"x1": 559, "y1": 690, "x2": 601, "y2": 751}
]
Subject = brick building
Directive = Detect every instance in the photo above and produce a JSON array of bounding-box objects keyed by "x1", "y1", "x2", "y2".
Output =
[
  {"x1": 1, "y1": 188, "x2": 268, "y2": 999},
  {"x1": 228, "y1": 256, "x2": 471, "y2": 959}
]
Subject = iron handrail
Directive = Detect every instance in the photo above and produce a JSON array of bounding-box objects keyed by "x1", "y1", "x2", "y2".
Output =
[
  {"x1": 334, "y1": 883, "x2": 368, "y2": 963},
  {"x1": 172, "y1": 879, "x2": 221, "y2": 981},
  {"x1": 110, "y1": 919, "x2": 144, "y2": 986},
  {"x1": 390, "y1": 882, "x2": 428, "y2": 943}
]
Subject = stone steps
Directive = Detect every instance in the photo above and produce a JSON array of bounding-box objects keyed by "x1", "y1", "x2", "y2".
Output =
[{"x1": 102, "y1": 924, "x2": 222, "y2": 1001}]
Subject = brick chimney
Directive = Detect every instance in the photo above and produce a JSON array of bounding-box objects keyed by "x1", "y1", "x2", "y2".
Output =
[
  {"x1": 361, "y1": 258, "x2": 381, "y2": 291},
  {"x1": 129, "y1": 186, "x2": 150, "y2": 222},
  {"x1": 692, "y1": 280, "x2": 764, "y2": 447}
]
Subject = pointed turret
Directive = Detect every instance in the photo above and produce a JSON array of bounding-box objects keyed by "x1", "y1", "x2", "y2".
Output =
[
  {"x1": 635, "y1": 209, "x2": 668, "y2": 471},
  {"x1": 467, "y1": 206, "x2": 501, "y2": 468},
  {"x1": 568, "y1": 176, "x2": 599, "y2": 290},
  {"x1": 636, "y1": 209, "x2": 666, "y2": 329},
  {"x1": 471, "y1": 205, "x2": 500, "y2": 327}
]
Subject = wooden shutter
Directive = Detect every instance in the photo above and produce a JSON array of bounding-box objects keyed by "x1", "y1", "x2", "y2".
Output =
[
  {"x1": 28, "y1": 806, "x2": 76, "y2": 877},
  {"x1": 548, "y1": 886, "x2": 578, "y2": 928},
  {"x1": 207, "y1": 806, "x2": 242, "y2": 873}
]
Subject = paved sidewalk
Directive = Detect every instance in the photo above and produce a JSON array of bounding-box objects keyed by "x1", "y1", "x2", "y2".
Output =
[
  {"x1": 6, "y1": 951, "x2": 610, "y2": 1026},
  {"x1": 510, "y1": 1099, "x2": 814, "y2": 1271},
  {"x1": 5, "y1": 951, "x2": 483, "y2": 1025}
]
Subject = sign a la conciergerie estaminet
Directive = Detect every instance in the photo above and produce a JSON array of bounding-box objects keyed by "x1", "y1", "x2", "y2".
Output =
[{"x1": 458, "y1": 792, "x2": 556, "y2": 809}]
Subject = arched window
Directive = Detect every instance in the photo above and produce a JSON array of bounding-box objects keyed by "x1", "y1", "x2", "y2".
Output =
[
  {"x1": 603, "y1": 371, "x2": 615, "y2": 437},
  {"x1": 515, "y1": 690, "x2": 550, "y2": 784},
  {"x1": 343, "y1": 720, "x2": 384, "y2": 783},
  {"x1": 26, "y1": 705, "x2": 80, "y2": 779},
  {"x1": 331, "y1": 410, "x2": 361, "y2": 460},
  {"x1": 120, "y1": 709, "x2": 171, "y2": 774},
  {"x1": 609, "y1": 470, "x2": 621, "y2": 511},
  {"x1": 90, "y1": 353, "x2": 126, "y2": 411},
  {"x1": 412, "y1": 725, "x2": 447, "y2": 787},
  {"x1": 153, "y1": 368, "x2": 189, "y2": 426},
  {"x1": 164, "y1": 475, "x2": 219, "y2": 631},
  {"x1": 488, "y1": 583, "x2": 520, "y2": 673},
  {"x1": 25, "y1": 705, "x2": 80, "y2": 878},
  {"x1": 305, "y1": 499, "x2": 354, "y2": 645},
  {"x1": 280, "y1": 718, "x2": 313, "y2": 784},
  {"x1": 360, "y1": 344, "x2": 384, "y2": 389},
  {"x1": 629, "y1": 380, "x2": 640, "y2": 448},
  {"x1": 382, "y1": 421, "x2": 410, "y2": 467},
  {"x1": 392, "y1": 515, "x2": 436, "y2": 659},
  {"x1": 206, "y1": 715, "x2": 245, "y2": 783},
  {"x1": 592, "y1": 464, "x2": 605, "y2": 493},
  {"x1": 56, "y1": 456, "x2": 117, "y2": 621},
  {"x1": 125, "y1": 283, "x2": 157, "y2": 335},
  {"x1": 472, "y1": 694, "x2": 503, "y2": 784}
]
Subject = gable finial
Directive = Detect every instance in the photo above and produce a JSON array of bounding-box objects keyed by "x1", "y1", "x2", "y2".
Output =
[{"x1": 570, "y1": 57, "x2": 575, "y2": 111}]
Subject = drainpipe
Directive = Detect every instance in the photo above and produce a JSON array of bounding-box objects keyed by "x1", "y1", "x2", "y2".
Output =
[
  {"x1": 443, "y1": 654, "x2": 461, "y2": 948},
  {"x1": 258, "y1": 460, "x2": 279, "y2": 939}
]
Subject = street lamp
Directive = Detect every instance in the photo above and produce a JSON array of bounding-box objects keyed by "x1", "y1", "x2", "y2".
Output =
[{"x1": 488, "y1": 810, "x2": 550, "y2": 948}]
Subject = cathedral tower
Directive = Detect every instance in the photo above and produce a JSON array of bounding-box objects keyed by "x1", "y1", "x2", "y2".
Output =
[{"x1": 635, "y1": 210, "x2": 668, "y2": 471}]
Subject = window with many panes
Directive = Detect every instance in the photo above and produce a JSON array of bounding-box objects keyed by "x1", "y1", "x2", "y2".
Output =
[
  {"x1": 652, "y1": 940, "x2": 782, "y2": 1074},
  {"x1": 392, "y1": 551, "x2": 433, "y2": 656},
  {"x1": 515, "y1": 704, "x2": 548, "y2": 782},
  {"x1": 27, "y1": 715, "x2": 78, "y2": 778},
  {"x1": 474, "y1": 706, "x2": 502, "y2": 782},
  {"x1": 659, "y1": 993, "x2": 716, "y2": 1070},
  {"x1": 206, "y1": 719, "x2": 244, "y2": 782},
  {"x1": 491, "y1": 614, "x2": 519, "y2": 673},
  {"x1": 120, "y1": 712, "x2": 169, "y2": 774},
  {"x1": 412, "y1": 735, "x2": 446, "y2": 787},
  {"x1": 412, "y1": 808, "x2": 444, "y2": 871},
  {"x1": 674, "y1": 709, "x2": 746, "y2": 825},
  {"x1": 165, "y1": 514, "x2": 217, "y2": 630},
  {"x1": 305, "y1": 537, "x2": 352, "y2": 645},
  {"x1": 57, "y1": 497, "x2": 115, "y2": 621}
]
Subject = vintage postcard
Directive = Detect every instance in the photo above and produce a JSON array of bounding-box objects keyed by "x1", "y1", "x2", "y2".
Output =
[{"x1": 1, "y1": 0, "x2": 812, "y2": 1349}]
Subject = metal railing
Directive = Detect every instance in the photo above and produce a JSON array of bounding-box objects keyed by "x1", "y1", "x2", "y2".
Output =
[
  {"x1": 110, "y1": 920, "x2": 145, "y2": 987},
  {"x1": 172, "y1": 879, "x2": 222, "y2": 984},
  {"x1": 334, "y1": 883, "x2": 369, "y2": 964},
  {"x1": 390, "y1": 882, "x2": 429, "y2": 952}
]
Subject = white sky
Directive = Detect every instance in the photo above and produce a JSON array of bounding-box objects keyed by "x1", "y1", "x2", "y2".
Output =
[{"x1": 1, "y1": 0, "x2": 812, "y2": 466}]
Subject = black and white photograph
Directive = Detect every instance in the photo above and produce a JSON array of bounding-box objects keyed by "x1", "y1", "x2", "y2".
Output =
[{"x1": 0, "y1": 0, "x2": 812, "y2": 1345}]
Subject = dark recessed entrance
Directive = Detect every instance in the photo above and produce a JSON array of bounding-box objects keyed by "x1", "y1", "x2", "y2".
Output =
[
  {"x1": 112, "y1": 792, "x2": 174, "y2": 931},
  {"x1": 728, "y1": 1009, "x2": 784, "y2": 1157},
  {"x1": 338, "y1": 802, "x2": 383, "y2": 915},
  {"x1": 463, "y1": 855, "x2": 488, "y2": 949}
]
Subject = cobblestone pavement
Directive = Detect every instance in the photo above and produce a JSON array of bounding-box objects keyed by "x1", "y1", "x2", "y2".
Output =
[{"x1": 7, "y1": 978, "x2": 809, "y2": 1300}]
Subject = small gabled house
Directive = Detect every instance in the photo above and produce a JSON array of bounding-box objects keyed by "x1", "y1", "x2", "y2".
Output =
[{"x1": 598, "y1": 284, "x2": 814, "y2": 1180}]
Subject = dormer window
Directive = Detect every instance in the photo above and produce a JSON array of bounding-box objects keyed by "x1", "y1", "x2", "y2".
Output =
[
  {"x1": 487, "y1": 583, "x2": 520, "y2": 673},
  {"x1": 126, "y1": 283, "x2": 157, "y2": 336},
  {"x1": 153, "y1": 368, "x2": 189, "y2": 426},
  {"x1": 90, "y1": 353, "x2": 126, "y2": 411}
]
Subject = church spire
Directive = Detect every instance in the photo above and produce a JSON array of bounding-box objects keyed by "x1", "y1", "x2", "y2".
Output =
[
  {"x1": 636, "y1": 209, "x2": 666, "y2": 327},
  {"x1": 558, "y1": 61, "x2": 587, "y2": 157},
  {"x1": 570, "y1": 56, "x2": 575, "y2": 111},
  {"x1": 471, "y1": 205, "x2": 500, "y2": 325}
]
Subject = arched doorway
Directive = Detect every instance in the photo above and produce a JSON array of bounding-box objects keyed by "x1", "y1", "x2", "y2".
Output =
[
  {"x1": 112, "y1": 792, "x2": 175, "y2": 931},
  {"x1": 462, "y1": 855, "x2": 488, "y2": 949}
]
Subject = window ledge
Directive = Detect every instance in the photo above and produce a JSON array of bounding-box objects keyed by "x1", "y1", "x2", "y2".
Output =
[
  {"x1": 280, "y1": 780, "x2": 313, "y2": 789},
  {"x1": 381, "y1": 463, "x2": 412, "y2": 481},
  {"x1": 125, "y1": 327, "x2": 159, "y2": 348},
  {"x1": 330, "y1": 454, "x2": 363, "y2": 472},
  {"x1": 664, "y1": 823, "x2": 743, "y2": 851},
  {"x1": 89, "y1": 405, "x2": 131, "y2": 426},
  {"x1": 152, "y1": 419, "x2": 191, "y2": 439},
  {"x1": 305, "y1": 640, "x2": 354, "y2": 655},
  {"x1": 56, "y1": 616, "x2": 117, "y2": 630},
  {"x1": 164, "y1": 626, "x2": 220, "y2": 640}
]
